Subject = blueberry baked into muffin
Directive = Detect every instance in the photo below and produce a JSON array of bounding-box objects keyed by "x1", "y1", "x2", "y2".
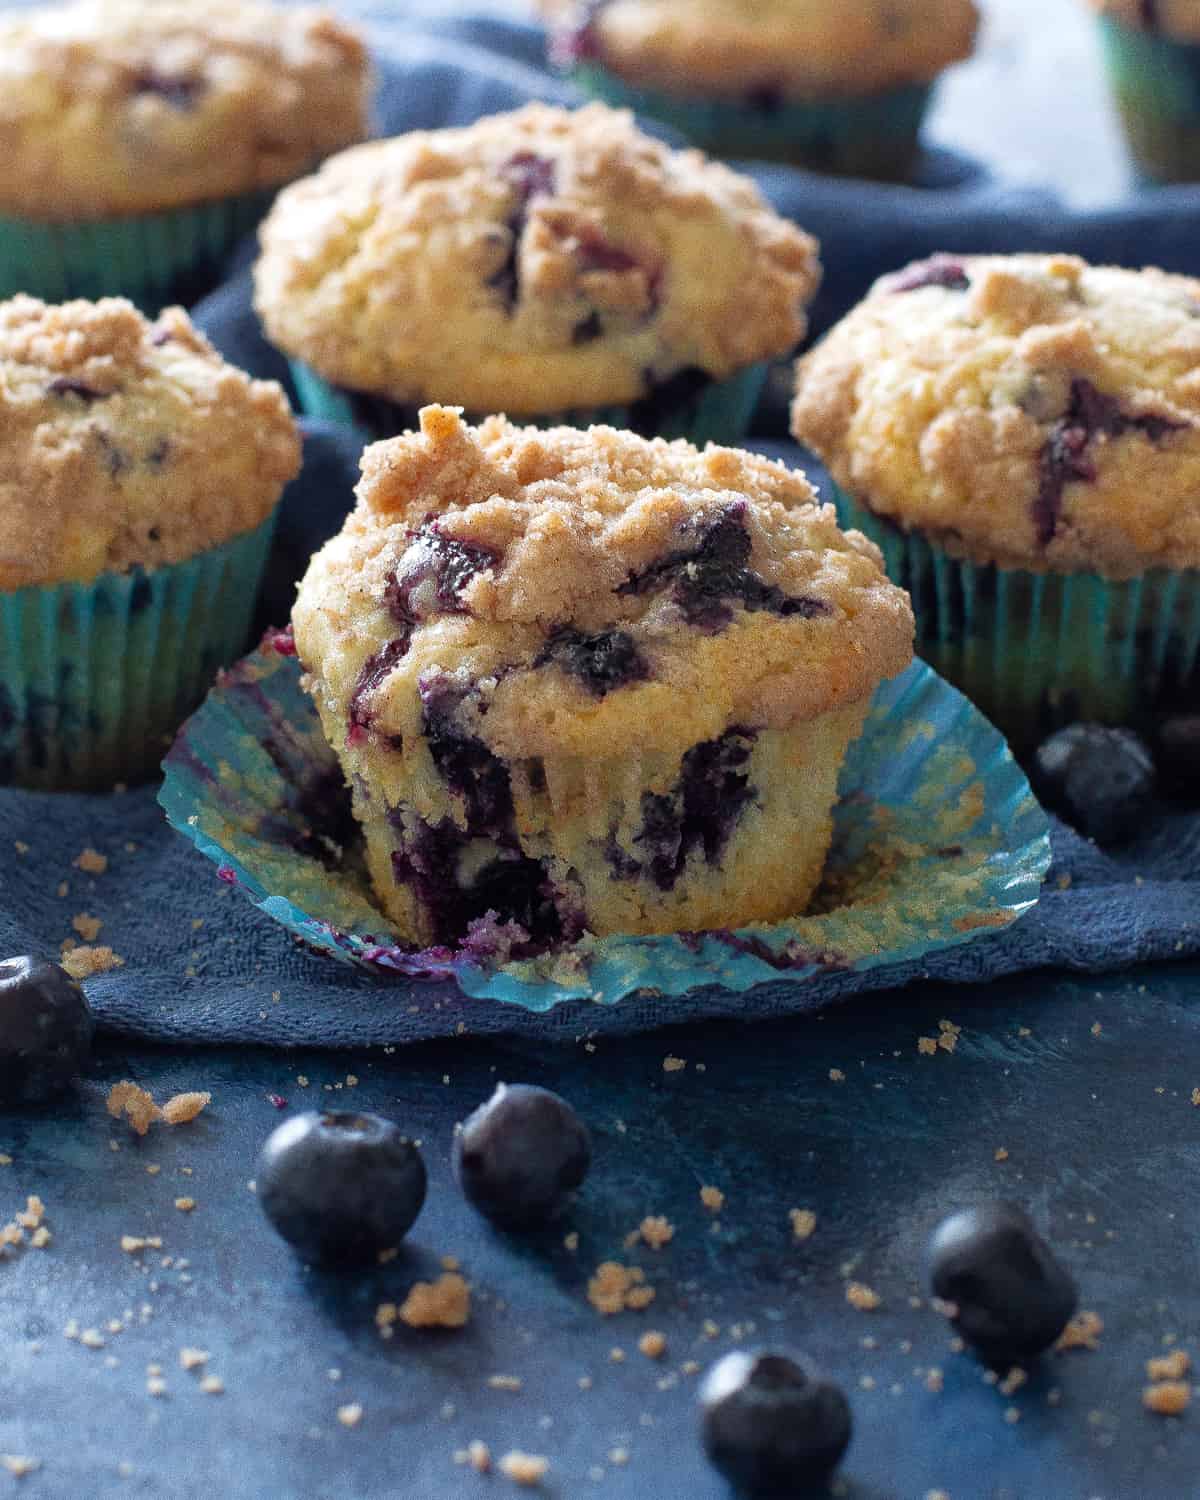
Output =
[
  {"x1": 538, "y1": 0, "x2": 979, "y2": 179},
  {"x1": 0, "y1": 0, "x2": 371, "y2": 307},
  {"x1": 254, "y1": 103, "x2": 821, "y2": 445},
  {"x1": 1088, "y1": 1, "x2": 1200, "y2": 182},
  {"x1": 791, "y1": 252, "x2": 1200, "y2": 750},
  {"x1": 292, "y1": 407, "x2": 913, "y2": 947},
  {"x1": 0, "y1": 295, "x2": 301, "y2": 789}
]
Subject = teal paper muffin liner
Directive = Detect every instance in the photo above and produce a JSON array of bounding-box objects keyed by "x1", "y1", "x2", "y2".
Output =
[
  {"x1": 1, "y1": 510, "x2": 278, "y2": 792},
  {"x1": 1096, "y1": 15, "x2": 1200, "y2": 182},
  {"x1": 566, "y1": 63, "x2": 932, "y2": 179},
  {"x1": 831, "y1": 482, "x2": 1200, "y2": 753},
  {"x1": 0, "y1": 188, "x2": 278, "y2": 313},
  {"x1": 159, "y1": 639, "x2": 1051, "y2": 1026},
  {"x1": 289, "y1": 359, "x2": 768, "y2": 446}
]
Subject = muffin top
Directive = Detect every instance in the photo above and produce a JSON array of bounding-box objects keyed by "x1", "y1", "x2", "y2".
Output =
[
  {"x1": 254, "y1": 103, "x2": 821, "y2": 415},
  {"x1": 0, "y1": 296, "x2": 302, "y2": 590},
  {"x1": 292, "y1": 406, "x2": 913, "y2": 767},
  {"x1": 1089, "y1": 1, "x2": 1200, "y2": 41},
  {"x1": 540, "y1": 0, "x2": 979, "y2": 98},
  {"x1": 0, "y1": 0, "x2": 371, "y2": 219},
  {"x1": 791, "y1": 253, "x2": 1200, "y2": 578}
]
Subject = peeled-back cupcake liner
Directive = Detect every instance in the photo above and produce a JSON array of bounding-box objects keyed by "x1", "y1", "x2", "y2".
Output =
[
  {"x1": 1096, "y1": 15, "x2": 1200, "y2": 183},
  {"x1": 0, "y1": 188, "x2": 278, "y2": 313},
  {"x1": 288, "y1": 359, "x2": 768, "y2": 447},
  {"x1": 565, "y1": 62, "x2": 932, "y2": 179},
  {"x1": 158, "y1": 636, "x2": 1051, "y2": 1032},
  {"x1": 1, "y1": 511, "x2": 278, "y2": 792},
  {"x1": 831, "y1": 481, "x2": 1200, "y2": 753}
]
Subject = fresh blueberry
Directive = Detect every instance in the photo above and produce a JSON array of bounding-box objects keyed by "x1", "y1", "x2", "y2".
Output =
[
  {"x1": 928, "y1": 1202, "x2": 1078, "y2": 1366},
  {"x1": 453, "y1": 1083, "x2": 591, "y2": 1228},
  {"x1": 699, "y1": 1351, "x2": 852, "y2": 1496},
  {"x1": 256, "y1": 1111, "x2": 427, "y2": 1267},
  {"x1": 1156, "y1": 715, "x2": 1200, "y2": 801},
  {"x1": 1030, "y1": 723, "x2": 1156, "y2": 844},
  {"x1": 0, "y1": 957, "x2": 94, "y2": 1106}
]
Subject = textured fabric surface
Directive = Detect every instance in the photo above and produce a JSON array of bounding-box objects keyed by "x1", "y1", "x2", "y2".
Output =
[{"x1": 2, "y1": 5, "x2": 1198, "y2": 1046}]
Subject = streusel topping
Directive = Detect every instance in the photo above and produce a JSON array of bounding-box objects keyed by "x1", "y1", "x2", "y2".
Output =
[
  {"x1": 792, "y1": 253, "x2": 1200, "y2": 577},
  {"x1": 254, "y1": 103, "x2": 820, "y2": 416},
  {"x1": 539, "y1": 0, "x2": 979, "y2": 98},
  {"x1": 0, "y1": 0, "x2": 370, "y2": 218},
  {"x1": 0, "y1": 296, "x2": 301, "y2": 589},
  {"x1": 292, "y1": 406, "x2": 912, "y2": 763}
]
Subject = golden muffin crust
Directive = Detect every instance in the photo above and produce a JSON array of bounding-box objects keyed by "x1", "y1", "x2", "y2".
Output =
[
  {"x1": 293, "y1": 406, "x2": 913, "y2": 766},
  {"x1": 1090, "y1": 1, "x2": 1200, "y2": 41},
  {"x1": 254, "y1": 103, "x2": 821, "y2": 415},
  {"x1": 0, "y1": 0, "x2": 371, "y2": 219},
  {"x1": 792, "y1": 253, "x2": 1200, "y2": 578},
  {"x1": 0, "y1": 296, "x2": 302, "y2": 590},
  {"x1": 539, "y1": 0, "x2": 979, "y2": 99}
]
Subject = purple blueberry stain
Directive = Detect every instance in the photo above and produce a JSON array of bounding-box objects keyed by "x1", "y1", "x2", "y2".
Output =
[
  {"x1": 535, "y1": 627, "x2": 650, "y2": 698},
  {"x1": 617, "y1": 503, "x2": 831, "y2": 632},
  {"x1": 1033, "y1": 377, "x2": 1188, "y2": 546},
  {"x1": 348, "y1": 638, "x2": 410, "y2": 737},
  {"x1": 47, "y1": 377, "x2": 107, "y2": 402},
  {"x1": 489, "y1": 152, "x2": 557, "y2": 312},
  {"x1": 610, "y1": 727, "x2": 758, "y2": 891},
  {"x1": 889, "y1": 256, "x2": 971, "y2": 294},
  {"x1": 131, "y1": 71, "x2": 204, "y2": 110},
  {"x1": 385, "y1": 519, "x2": 499, "y2": 626},
  {"x1": 418, "y1": 673, "x2": 514, "y2": 834}
]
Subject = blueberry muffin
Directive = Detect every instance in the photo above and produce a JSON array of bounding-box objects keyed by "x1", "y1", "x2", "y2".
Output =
[
  {"x1": 539, "y1": 0, "x2": 979, "y2": 179},
  {"x1": 1, "y1": 294, "x2": 301, "y2": 789},
  {"x1": 0, "y1": 0, "x2": 371, "y2": 307},
  {"x1": 791, "y1": 252, "x2": 1200, "y2": 750},
  {"x1": 292, "y1": 407, "x2": 913, "y2": 948},
  {"x1": 1089, "y1": 1, "x2": 1200, "y2": 182},
  {"x1": 254, "y1": 103, "x2": 821, "y2": 445}
]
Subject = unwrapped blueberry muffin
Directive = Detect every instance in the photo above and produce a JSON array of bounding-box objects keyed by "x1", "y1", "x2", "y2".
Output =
[
  {"x1": 1, "y1": 295, "x2": 301, "y2": 789},
  {"x1": 254, "y1": 103, "x2": 821, "y2": 445},
  {"x1": 539, "y1": 0, "x2": 979, "y2": 178},
  {"x1": 791, "y1": 252, "x2": 1200, "y2": 749},
  {"x1": 292, "y1": 407, "x2": 913, "y2": 948},
  {"x1": 1088, "y1": 1, "x2": 1200, "y2": 181},
  {"x1": 0, "y1": 0, "x2": 371, "y2": 307}
]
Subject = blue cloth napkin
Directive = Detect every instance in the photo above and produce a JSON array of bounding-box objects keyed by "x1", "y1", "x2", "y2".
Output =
[{"x1": 2, "y1": 6, "x2": 1198, "y2": 1045}]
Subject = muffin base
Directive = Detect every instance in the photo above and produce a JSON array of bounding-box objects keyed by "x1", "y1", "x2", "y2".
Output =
[
  {"x1": 1, "y1": 510, "x2": 278, "y2": 791},
  {"x1": 1097, "y1": 15, "x2": 1200, "y2": 182},
  {"x1": 0, "y1": 189, "x2": 278, "y2": 314},
  {"x1": 346, "y1": 703, "x2": 870, "y2": 947},
  {"x1": 831, "y1": 482, "x2": 1200, "y2": 753},
  {"x1": 566, "y1": 63, "x2": 933, "y2": 180},
  {"x1": 288, "y1": 360, "x2": 768, "y2": 446}
]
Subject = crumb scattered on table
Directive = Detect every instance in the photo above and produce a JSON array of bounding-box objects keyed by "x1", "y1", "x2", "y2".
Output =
[
  {"x1": 1148, "y1": 1351, "x2": 1191, "y2": 1382},
  {"x1": 700, "y1": 1186, "x2": 724, "y2": 1213},
  {"x1": 74, "y1": 848, "x2": 108, "y2": 874},
  {"x1": 638, "y1": 1331, "x2": 667, "y2": 1360},
  {"x1": 846, "y1": 1282, "x2": 881, "y2": 1311},
  {"x1": 62, "y1": 946, "x2": 123, "y2": 980},
  {"x1": 789, "y1": 1208, "x2": 817, "y2": 1241},
  {"x1": 337, "y1": 1403, "x2": 363, "y2": 1429},
  {"x1": 588, "y1": 1262, "x2": 655, "y2": 1315},
  {"x1": 1055, "y1": 1311, "x2": 1103, "y2": 1352},
  {"x1": 498, "y1": 1451, "x2": 548, "y2": 1486},
  {"x1": 395, "y1": 1272, "x2": 471, "y2": 1330},
  {"x1": 662, "y1": 1056, "x2": 686, "y2": 1074},
  {"x1": 1144, "y1": 1381, "x2": 1191, "y2": 1416},
  {"x1": 635, "y1": 1216, "x2": 674, "y2": 1250}
]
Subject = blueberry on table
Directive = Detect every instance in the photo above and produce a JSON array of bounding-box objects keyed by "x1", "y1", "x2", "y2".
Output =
[
  {"x1": 0, "y1": 956, "x2": 94, "y2": 1106},
  {"x1": 928, "y1": 1202, "x2": 1078, "y2": 1366},
  {"x1": 1030, "y1": 723, "x2": 1155, "y2": 844},
  {"x1": 452, "y1": 1083, "x2": 591, "y2": 1228},
  {"x1": 699, "y1": 1351, "x2": 852, "y2": 1497},
  {"x1": 256, "y1": 1111, "x2": 427, "y2": 1267}
]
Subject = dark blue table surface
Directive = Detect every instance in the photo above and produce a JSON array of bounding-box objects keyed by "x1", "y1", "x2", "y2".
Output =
[{"x1": 4, "y1": 962, "x2": 1200, "y2": 1499}]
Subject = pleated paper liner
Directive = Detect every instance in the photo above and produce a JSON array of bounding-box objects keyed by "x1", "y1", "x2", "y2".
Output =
[
  {"x1": 1095, "y1": 14, "x2": 1200, "y2": 184},
  {"x1": 0, "y1": 189, "x2": 277, "y2": 314},
  {"x1": 1, "y1": 511, "x2": 278, "y2": 791},
  {"x1": 287, "y1": 360, "x2": 768, "y2": 446},
  {"x1": 831, "y1": 482, "x2": 1200, "y2": 755},
  {"x1": 564, "y1": 63, "x2": 933, "y2": 180},
  {"x1": 159, "y1": 639, "x2": 1051, "y2": 1025}
]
